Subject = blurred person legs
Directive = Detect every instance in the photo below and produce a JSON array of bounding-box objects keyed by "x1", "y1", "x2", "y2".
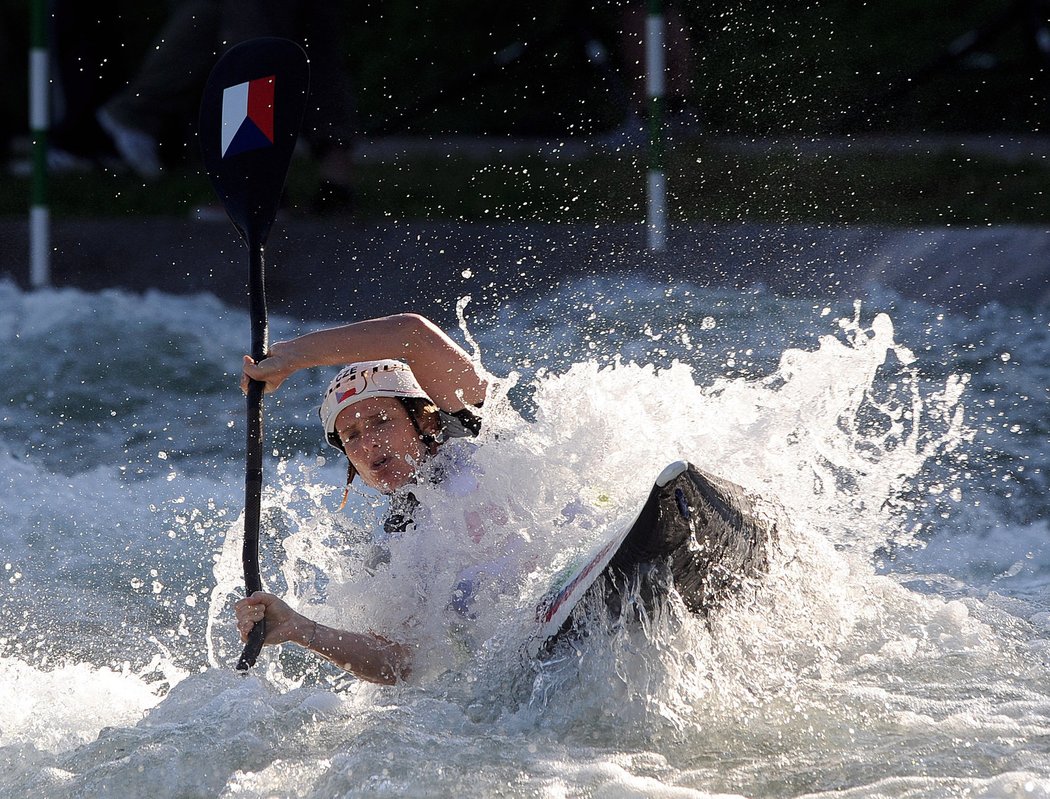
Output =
[
  {"x1": 49, "y1": 2, "x2": 130, "y2": 171},
  {"x1": 98, "y1": 0, "x2": 221, "y2": 179},
  {"x1": 220, "y1": 0, "x2": 358, "y2": 215},
  {"x1": 98, "y1": 0, "x2": 358, "y2": 210}
]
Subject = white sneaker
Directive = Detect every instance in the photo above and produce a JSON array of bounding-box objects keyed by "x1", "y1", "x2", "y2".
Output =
[
  {"x1": 97, "y1": 107, "x2": 162, "y2": 179},
  {"x1": 190, "y1": 203, "x2": 229, "y2": 223},
  {"x1": 6, "y1": 147, "x2": 94, "y2": 177}
]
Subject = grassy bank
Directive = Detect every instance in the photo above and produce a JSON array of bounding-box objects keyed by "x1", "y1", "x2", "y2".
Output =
[{"x1": 4, "y1": 139, "x2": 1050, "y2": 228}]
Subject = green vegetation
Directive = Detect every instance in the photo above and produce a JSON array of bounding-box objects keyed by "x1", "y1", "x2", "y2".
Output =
[
  {"x1": 358, "y1": 145, "x2": 1050, "y2": 226},
  {"x1": 4, "y1": 141, "x2": 1049, "y2": 227}
]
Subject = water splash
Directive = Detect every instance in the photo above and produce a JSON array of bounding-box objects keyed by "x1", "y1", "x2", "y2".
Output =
[{"x1": 203, "y1": 304, "x2": 969, "y2": 708}]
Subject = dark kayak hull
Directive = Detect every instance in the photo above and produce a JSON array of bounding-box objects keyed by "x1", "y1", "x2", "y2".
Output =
[{"x1": 530, "y1": 461, "x2": 777, "y2": 653}]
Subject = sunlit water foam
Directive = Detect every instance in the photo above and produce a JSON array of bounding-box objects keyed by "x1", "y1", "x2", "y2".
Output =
[
  {"x1": 197, "y1": 309, "x2": 996, "y2": 739},
  {"x1": 7, "y1": 280, "x2": 1050, "y2": 797}
]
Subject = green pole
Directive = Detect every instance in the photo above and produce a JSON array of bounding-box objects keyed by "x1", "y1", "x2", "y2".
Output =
[
  {"x1": 646, "y1": 0, "x2": 666, "y2": 251},
  {"x1": 29, "y1": 0, "x2": 50, "y2": 288}
]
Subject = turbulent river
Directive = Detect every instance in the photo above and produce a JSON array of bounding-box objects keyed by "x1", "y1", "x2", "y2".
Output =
[{"x1": 1, "y1": 270, "x2": 1048, "y2": 798}]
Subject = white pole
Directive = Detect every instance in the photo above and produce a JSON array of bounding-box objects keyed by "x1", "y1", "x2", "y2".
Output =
[
  {"x1": 646, "y1": 1, "x2": 667, "y2": 252},
  {"x1": 29, "y1": 0, "x2": 50, "y2": 288}
]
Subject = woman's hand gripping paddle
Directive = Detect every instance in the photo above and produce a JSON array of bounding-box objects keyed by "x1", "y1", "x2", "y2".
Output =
[{"x1": 199, "y1": 38, "x2": 309, "y2": 670}]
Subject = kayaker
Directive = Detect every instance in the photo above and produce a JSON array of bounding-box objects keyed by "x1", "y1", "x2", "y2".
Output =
[{"x1": 234, "y1": 312, "x2": 487, "y2": 683}]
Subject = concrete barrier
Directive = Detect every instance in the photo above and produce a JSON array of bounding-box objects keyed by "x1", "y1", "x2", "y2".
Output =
[{"x1": 1, "y1": 217, "x2": 1047, "y2": 324}]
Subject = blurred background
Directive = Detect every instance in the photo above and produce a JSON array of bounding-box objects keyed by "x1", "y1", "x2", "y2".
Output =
[{"x1": 2, "y1": 1, "x2": 1050, "y2": 241}]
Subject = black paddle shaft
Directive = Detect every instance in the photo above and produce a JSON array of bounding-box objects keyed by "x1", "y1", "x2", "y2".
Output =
[
  {"x1": 199, "y1": 37, "x2": 309, "y2": 671},
  {"x1": 243, "y1": 242, "x2": 267, "y2": 596}
]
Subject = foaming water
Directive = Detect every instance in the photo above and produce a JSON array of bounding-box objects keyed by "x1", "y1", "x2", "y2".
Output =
[{"x1": 2, "y1": 277, "x2": 1049, "y2": 797}]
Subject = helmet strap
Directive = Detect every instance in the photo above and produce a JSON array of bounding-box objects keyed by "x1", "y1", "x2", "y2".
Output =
[{"x1": 398, "y1": 397, "x2": 441, "y2": 451}]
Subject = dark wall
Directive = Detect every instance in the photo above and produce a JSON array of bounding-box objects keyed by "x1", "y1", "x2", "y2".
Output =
[{"x1": 1, "y1": 0, "x2": 1046, "y2": 151}]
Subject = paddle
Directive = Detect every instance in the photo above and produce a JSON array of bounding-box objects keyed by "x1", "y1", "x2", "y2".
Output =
[{"x1": 199, "y1": 37, "x2": 309, "y2": 670}]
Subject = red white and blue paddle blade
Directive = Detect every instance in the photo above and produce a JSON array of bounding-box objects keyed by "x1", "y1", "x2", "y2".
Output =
[{"x1": 199, "y1": 37, "x2": 309, "y2": 245}]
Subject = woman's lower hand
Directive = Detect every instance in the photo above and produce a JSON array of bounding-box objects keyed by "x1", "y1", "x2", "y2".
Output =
[{"x1": 234, "y1": 591, "x2": 311, "y2": 647}]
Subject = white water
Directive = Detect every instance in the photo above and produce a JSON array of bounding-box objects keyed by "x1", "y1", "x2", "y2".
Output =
[{"x1": 1, "y1": 276, "x2": 1048, "y2": 797}]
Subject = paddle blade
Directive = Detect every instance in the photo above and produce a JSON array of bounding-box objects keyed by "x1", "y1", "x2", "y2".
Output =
[{"x1": 199, "y1": 37, "x2": 309, "y2": 244}]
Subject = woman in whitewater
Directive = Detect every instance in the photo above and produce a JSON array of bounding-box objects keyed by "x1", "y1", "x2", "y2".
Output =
[
  {"x1": 234, "y1": 312, "x2": 775, "y2": 685},
  {"x1": 234, "y1": 313, "x2": 487, "y2": 684}
]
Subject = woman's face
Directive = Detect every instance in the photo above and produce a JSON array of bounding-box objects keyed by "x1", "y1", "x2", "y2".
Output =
[{"x1": 335, "y1": 397, "x2": 426, "y2": 493}]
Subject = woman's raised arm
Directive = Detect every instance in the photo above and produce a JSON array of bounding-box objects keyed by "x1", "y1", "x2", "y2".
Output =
[{"x1": 241, "y1": 313, "x2": 486, "y2": 410}]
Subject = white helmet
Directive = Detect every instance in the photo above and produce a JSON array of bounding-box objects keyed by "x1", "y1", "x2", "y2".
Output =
[{"x1": 319, "y1": 359, "x2": 431, "y2": 451}]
